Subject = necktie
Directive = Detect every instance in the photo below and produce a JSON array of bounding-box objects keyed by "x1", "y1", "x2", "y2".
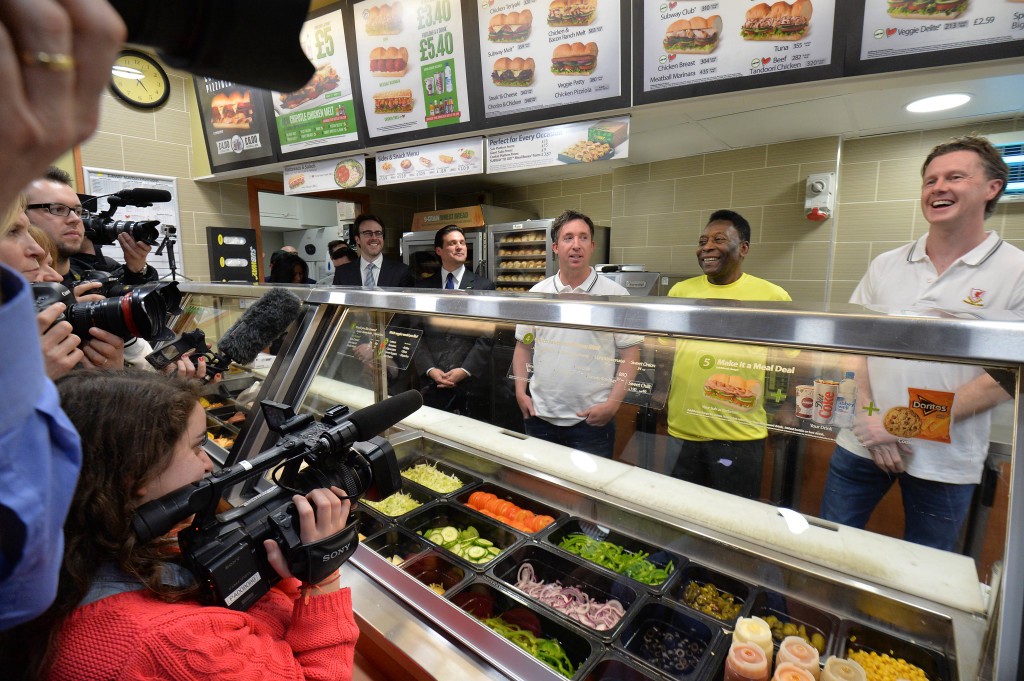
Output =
[
  {"x1": 364, "y1": 262, "x2": 375, "y2": 287},
  {"x1": 445, "y1": 272, "x2": 455, "y2": 289}
]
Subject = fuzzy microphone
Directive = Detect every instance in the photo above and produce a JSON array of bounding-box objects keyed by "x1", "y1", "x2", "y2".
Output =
[{"x1": 216, "y1": 288, "x2": 302, "y2": 367}]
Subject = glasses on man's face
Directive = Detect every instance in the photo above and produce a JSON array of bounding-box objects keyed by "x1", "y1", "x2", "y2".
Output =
[
  {"x1": 359, "y1": 230, "x2": 384, "y2": 239},
  {"x1": 26, "y1": 203, "x2": 84, "y2": 218}
]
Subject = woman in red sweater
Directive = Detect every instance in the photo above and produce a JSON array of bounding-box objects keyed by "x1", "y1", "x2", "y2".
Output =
[{"x1": 0, "y1": 370, "x2": 358, "y2": 680}]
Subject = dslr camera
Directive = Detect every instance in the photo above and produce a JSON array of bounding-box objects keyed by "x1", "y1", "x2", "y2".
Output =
[
  {"x1": 146, "y1": 329, "x2": 228, "y2": 380},
  {"x1": 83, "y1": 213, "x2": 161, "y2": 247},
  {"x1": 132, "y1": 392, "x2": 421, "y2": 611},
  {"x1": 32, "y1": 280, "x2": 180, "y2": 342}
]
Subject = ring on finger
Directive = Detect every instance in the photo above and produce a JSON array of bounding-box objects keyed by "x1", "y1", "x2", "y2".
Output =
[{"x1": 20, "y1": 51, "x2": 76, "y2": 72}]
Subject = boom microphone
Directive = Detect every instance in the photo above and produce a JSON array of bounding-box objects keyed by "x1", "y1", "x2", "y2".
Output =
[
  {"x1": 349, "y1": 390, "x2": 423, "y2": 441},
  {"x1": 113, "y1": 188, "x2": 173, "y2": 205},
  {"x1": 216, "y1": 288, "x2": 302, "y2": 366}
]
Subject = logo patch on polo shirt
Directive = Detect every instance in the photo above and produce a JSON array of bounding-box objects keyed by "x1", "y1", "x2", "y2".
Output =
[{"x1": 963, "y1": 288, "x2": 986, "y2": 307}]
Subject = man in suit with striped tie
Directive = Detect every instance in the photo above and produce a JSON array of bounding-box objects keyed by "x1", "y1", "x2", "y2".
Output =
[
  {"x1": 412, "y1": 225, "x2": 495, "y2": 417},
  {"x1": 332, "y1": 214, "x2": 414, "y2": 288}
]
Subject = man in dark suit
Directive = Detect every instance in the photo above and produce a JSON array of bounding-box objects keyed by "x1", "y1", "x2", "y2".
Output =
[
  {"x1": 412, "y1": 225, "x2": 495, "y2": 418},
  {"x1": 332, "y1": 214, "x2": 414, "y2": 287}
]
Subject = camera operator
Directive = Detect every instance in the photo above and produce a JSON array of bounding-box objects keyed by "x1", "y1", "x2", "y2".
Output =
[
  {"x1": 0, "y1": 370, "x2": 358, "y2": 679},
  {"x1": 1, "y1": 196, "x2": 124, "y2": 377},
  {"x1": 25, "y1": 167, "x2": 158, "y2": 288}
]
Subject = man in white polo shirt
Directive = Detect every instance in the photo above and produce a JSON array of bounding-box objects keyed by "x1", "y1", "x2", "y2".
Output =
[
  {"x1": 821, "y1": 136, "x2": 1024, "y2": 551},
  {"x1": 512, "y1": 210, "x2": 641, "y2": 458}
]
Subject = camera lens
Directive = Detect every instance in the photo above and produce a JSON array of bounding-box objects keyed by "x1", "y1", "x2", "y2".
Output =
[
  {"x1": 66, "y1": 283, "x2": 177, "y2": 342},
  {"x1": 84, "y1": 216, "x2": 161, "y2": 246}
]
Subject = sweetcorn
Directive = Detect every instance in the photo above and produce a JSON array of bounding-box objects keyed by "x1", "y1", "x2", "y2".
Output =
[{"x1": 847, "y1": 649, "x2": 928, "y2": 681}]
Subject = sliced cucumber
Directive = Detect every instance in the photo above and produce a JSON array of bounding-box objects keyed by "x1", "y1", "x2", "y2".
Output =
[
  {"x1": 440, "y1": 526, "x2": 459, "y2": 543},
  {"x1": 466, "y1": 546, "x2": 487, "y2": 560}
]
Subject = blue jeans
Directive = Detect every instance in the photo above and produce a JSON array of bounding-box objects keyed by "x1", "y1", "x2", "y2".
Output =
[
  {"x1": 666, "y1": 437, "x2": 766, "y2": 500},
  {"x1": 820, "y1": 445, "x2": 976, "y2": 552},
  {"x1": 524, "y1": 417, "x2": 615, "y2": 459}
]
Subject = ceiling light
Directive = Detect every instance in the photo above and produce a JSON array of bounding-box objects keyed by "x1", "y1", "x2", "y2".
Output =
[{"x1": 905, "y1": 93, "x2": 971, "y2": 113}]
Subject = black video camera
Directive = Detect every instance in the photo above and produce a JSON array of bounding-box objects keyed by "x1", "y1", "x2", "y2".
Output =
[
  {"x1": 146, "y1": 329, "x2": 228, "y2": 380},
  {"x1": 32, "y1": 280, "x2": 179, "y2": 342},
  {"x1": 83, "y1": 213, "x2": 161, "y2": 247},
  {"x1": 132, "y1": 393, "x2": 418, "y2": 611}
]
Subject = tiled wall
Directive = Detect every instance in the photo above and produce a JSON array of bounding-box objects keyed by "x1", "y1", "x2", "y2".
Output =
[
  {"x1": 487, "y1": 120, "x2": 1024, "y2": 306},
  {"x1": 78, "y1": 70, "x2": 248, "y2": 282}
]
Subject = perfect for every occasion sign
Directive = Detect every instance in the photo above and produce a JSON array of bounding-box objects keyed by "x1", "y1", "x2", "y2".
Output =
[
  {"x1": 859, "y1": 0, "x2": 1024, "y2": 60},
  {"x1": 487, "y1": 116, "x2": 628, "y2": 173},
  {"x1": 641, "y1": 0, "x2": 836, "y2": 91}
]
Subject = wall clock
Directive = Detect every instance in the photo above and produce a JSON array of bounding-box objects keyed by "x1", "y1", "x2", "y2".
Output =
[{"x1": 110, "y1": 50, "x2": 170, "y2": 109}]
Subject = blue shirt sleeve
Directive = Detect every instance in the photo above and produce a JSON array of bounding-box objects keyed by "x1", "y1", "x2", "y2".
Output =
[{"x1": 0, "y1": 263, "x2": 82, "y2": 630}]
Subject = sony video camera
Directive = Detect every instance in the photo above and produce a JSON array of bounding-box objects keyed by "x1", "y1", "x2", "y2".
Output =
[
  {"x1": 32, "y1": 280, "x2": 179, "y2": 342},
  {"x1": 132, "y1": 391, "x2": 422, "y2": 611}
]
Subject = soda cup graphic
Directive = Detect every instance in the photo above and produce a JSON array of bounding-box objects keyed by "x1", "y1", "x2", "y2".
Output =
[
  {"x1": 795, "y1": 385, "x2": 815, "y2": 419},
  {"x1": 813, "y1": 379, "x2": 839, "y2": 425}
]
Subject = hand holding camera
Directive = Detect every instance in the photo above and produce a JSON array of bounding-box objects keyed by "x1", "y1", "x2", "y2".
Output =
[{"x1": 264, "y1": 486, "x2": 352, "y2": 594}]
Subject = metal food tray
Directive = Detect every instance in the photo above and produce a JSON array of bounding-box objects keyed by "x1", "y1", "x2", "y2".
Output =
[
  {"x1": 402, "y1": 502, "x2": 524, "y2": 572},
  {"x1": 614, "y1": 600, "x2": 723, "y2": 681},
  {"x1": 455, "y1": 483, "x2": 564, "y2": 535},
  {"x1": 359, "y1": 481, "x2": 437, "y2": 522},
  {"x1": 399, "y1": 456, "x2": 481, "y2": 499},
  {"x1": 669, "y1": 562, "x2": 754, "y2": 628}
]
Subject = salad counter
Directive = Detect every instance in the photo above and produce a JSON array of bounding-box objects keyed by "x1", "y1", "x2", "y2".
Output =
[{"x1": 171, "y1": 283, "x2": 1024, "y2": 681}]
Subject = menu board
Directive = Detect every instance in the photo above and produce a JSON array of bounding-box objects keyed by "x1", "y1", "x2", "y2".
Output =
[
  {"x1": 487, "y1": 116, "x2": 629, "y2": 173},
  {"x1": 641, "y1": 0, "x2": 836, "y2": 92},
  {"x1": 353, "y1": 0, "x2": 472, "y2": 137},
  {"x1": 284, "y1": 156, "x2": 368, "y2": 195},
  {"x1": 859, "y1": 0, "x2": 1024, "y2": 60},
  {"x1": 194, "y1": 78, "x2": 277, "y2": 170},
  {"x1": 376, "y1": 137, "x2": 484, "y2": 185},
  {"x1": 272, "y1": 9, "x2": 359, "y2": 154},
  {"x1": 479, "y1": 0, "x2": 622, "y2": 118}
]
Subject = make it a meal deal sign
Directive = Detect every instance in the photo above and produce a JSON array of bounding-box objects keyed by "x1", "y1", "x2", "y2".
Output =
[
  {"x1": 860, "y1": 0, "x2": 1024, "y2": 60},
  {"x1": 353, "y1": 0, "x2": 472, "y2": 137},
  {"x1": 642, "y1": 0, "x2": 836, "y2": 91},
  {"x1": 479, "y1": 0, "x2": 622, "y2": 118},
  {"x1": 273, "y1": 9, "x2": 359, "y2": 153}
]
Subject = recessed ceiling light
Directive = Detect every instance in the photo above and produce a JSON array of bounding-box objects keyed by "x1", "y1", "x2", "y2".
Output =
[{"x1": 905, "y1": 93, "x2": 971, "y2": 113}]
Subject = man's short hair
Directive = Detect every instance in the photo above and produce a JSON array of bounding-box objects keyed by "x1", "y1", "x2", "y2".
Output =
[
  {"x1": 707, "y1": 209, "x2": 751, "y2": 243},
  {"x1": 353, "y1": 214, "x2": 385, "y2": 236},
  {"x1": 330, "y1": 243, "x2": 355, "y2": 261},
  {"x1": 551, "y1": 209, "x2": 594, "y2": 242},
  {"x1": 434, "y1": 224, "x2": 465, "y2": 249},
  {"x1": 44, "y1": 166, "x2": 74, "y2": 187},
  {"x1": 922, "y1": 135, "x2": 1009, "y2": 218},
  {"x1": 327, "y1": 239, "x2": 346, "y2": 252}
]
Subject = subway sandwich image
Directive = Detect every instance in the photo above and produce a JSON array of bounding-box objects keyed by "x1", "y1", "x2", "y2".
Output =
[
  {"x1": 210, "y1": 91, "x2": 253, "y2": 129},
  {"x1": 488, "y1": 10, "x2": 533, "y2": 42},
  {"x1": 492, "y1": 57, "x2": 536, "y2": 87},
  {"x1": 551, "y1": 42, "x2": 598, "y2": 76},
  {"x1": 373, "y1": 89, "x2": 414, "y2": 114},
  {"x1": 547, "y1": 0, "x2": 596, "y2": 26},
  {"x1": 887, "y1": 0, "x2": 968, "y2": 19},
  {"x1": 366, "y1": 2, "x2": 403, "y2": 35},
  {"x1": 369, "y1": 46, "x2": 409, "y2": 77},
  {"x1": 704, "y1": 374, "x2": 762, "y2": 411},
  {"x1": 663, "y1": 15, "x2": 723, "y2": 54},
  {"x1": 741, "y1": 0, "x2": 812, "y2": 41},
  {"x1": 288, "y1": 175, "x2": 305, "y2": 190}
]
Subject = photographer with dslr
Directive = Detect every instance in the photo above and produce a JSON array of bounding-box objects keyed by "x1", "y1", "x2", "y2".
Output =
[
  {"x1": 0, "y1": 370, "x2": 358, "y2": 679},
  {"x1": 1, "y1": 197, "x2": 124, "y2": 377},
  {"x1": 25, "y1": 167, "x2": 158, "y2": 288}
]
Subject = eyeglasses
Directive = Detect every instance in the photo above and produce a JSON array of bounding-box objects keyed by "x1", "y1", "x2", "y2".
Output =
[
  {"x1": 26, "y1": 203, "x2": 84, "y2": 218},
  {"x1": 359, "y1": 230, "x2": 384, "y2": 238}
]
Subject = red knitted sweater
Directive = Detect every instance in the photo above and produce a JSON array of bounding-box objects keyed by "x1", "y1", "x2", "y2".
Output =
[{"x1": 48, "y1": 579, "x2": 358, "y2": 680}]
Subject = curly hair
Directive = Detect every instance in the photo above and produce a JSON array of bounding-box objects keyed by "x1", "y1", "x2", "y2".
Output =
[{"x1": 0, "y1": 370, "x2": 203, "y2": 678}]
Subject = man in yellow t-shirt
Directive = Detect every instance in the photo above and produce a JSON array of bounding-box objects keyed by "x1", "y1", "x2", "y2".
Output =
[{"x1": 665, "y1": 210, "x2": 791, "y2": 499}]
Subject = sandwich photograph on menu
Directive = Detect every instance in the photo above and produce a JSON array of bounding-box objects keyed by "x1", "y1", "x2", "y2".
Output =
[
  {"x1": 741, "y1": 0, "x2": 813, "y2": 41},
  {"x1": 369, "y1": 46, "x2": 409, "y2": 77},
  {"x1": 365, "y1": 2, "x2": 403, "y2": 35},
  {"x1": 547, "y1": 0, "x2": 597, "y2": 26},
  {"x1": 886, "y1": 0, "x2": 968, "y2": 19},
  {"x1": 492, "y1": 57, "x2": 536, "y2": 87},
  {"x1": 663, "y1": 15, "x2": 723, "y2": 54},
  {"x1": 374, "y1": 89, "x2": 414, "y2": 113},
  {"x1": 277, "y1": 64, "x2": 342, "y2": 111},
  {"x1": 551, "y1": 42, "x2": 598, "y2": 76},
  {"x1": 488, "y1": 10, "x2": 533, "y2": 42},
  {"x1": 211, "y1": 91, "x2": 254, "y2": 129}
]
